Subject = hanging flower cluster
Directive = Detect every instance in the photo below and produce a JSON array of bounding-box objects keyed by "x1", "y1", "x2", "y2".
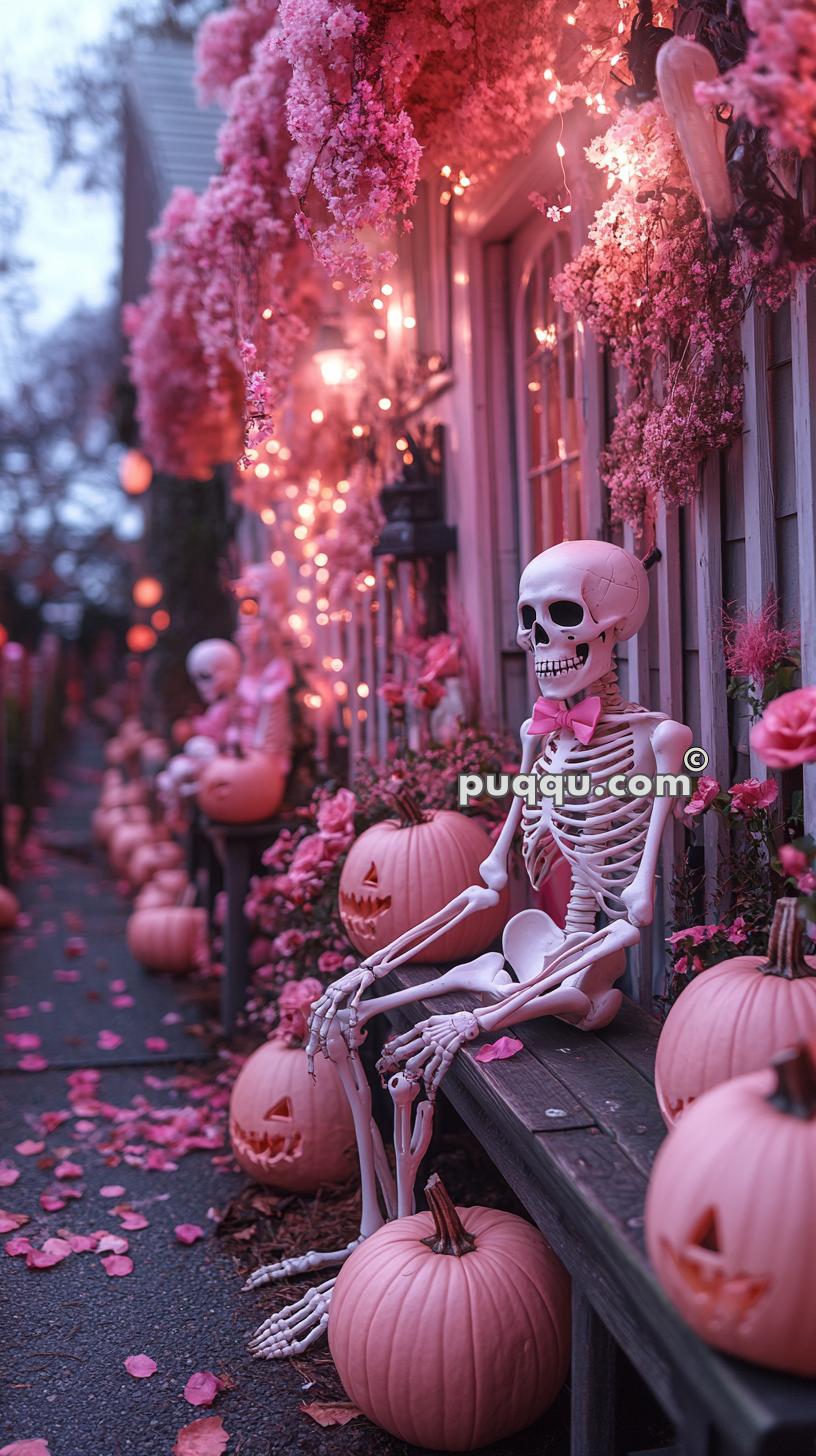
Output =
[
  {"x1": 552, "y1": 103, "x2": 802, "y2": 530},
  {"x1": 696, "y1": 0, "x2": 816, "y2": 158}
]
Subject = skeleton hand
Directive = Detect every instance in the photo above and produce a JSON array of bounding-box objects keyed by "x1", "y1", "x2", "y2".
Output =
[
  {"x1": 377, "y1": 1011, "x2": 480, "y2": 1099},
  {"x1": 621, "y1": 878, "x2": 654, "y2": 927},
  {"x1": 306, "y1": 965, "x2": 376, "y2": 1069}
]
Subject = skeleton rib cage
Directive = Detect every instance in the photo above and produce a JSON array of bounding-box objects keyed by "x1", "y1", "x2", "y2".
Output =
[{"x1": 522, "y1": 716, "x2": 653, "y2": 921}]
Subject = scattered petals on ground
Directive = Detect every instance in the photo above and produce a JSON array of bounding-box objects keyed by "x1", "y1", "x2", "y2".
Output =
[
  {"x1": 16, "y1": 1055, "x2": 49, "y2": 1072},
  {"x1": 172, "y1": 1416, "x2": 229, "y2": 1456},
  {"x1": 0, "y1": 1211, "x2": 29, "y2": 1234},
  {"x1": 0, "y1": 1441, "x2": 52, "y2": 1456},
  {"x1": 124, "y1": 1354, "x2": 158, "y2": 1379},
  {"x1": 0, "y1": 1164, "x2": 20, "y2": 1188},
  {"x1": 300, "y1": 1401, "x2": 364, "y2": 1428},
  {"x1": 175, "y1": 1222, "x2": 205, "y2": 1245},
  {"x1": 97, "y1": 1029, "x2": 123, "y2": 1051},
  {"x1": 183, "y1": 1371, "x2": 222, "y2": 1407}
]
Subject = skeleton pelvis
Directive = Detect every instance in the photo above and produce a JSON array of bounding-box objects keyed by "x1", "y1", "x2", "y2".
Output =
[{"x1": 502, "y1": 909, "x2": 565, "y2": 981}]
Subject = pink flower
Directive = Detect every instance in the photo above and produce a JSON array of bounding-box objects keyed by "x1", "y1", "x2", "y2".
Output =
[
  {"x1": 751, "y1": 687, "x2": 816, "y2": 768},
  {"x1": 272, "y1": 929, "x2": 305, "y2": 957},
  {"x1": 728, "y1": 778, "x2": 778, "y2": 815},
  {"x1": 779, "y1": 844, "x2": 811, "y2": 879},
  {"x1": 316, "y1": 787, "x2": 356, "y2": 842},
  {"x1": 317, "y1": 950, "x2": 345, "y2": 977},
  {"x1": 726, "y1": 916, "x2": 748, "y2": 945},
  {"x1": 685, "y1": 776, "x2": 720, "y2": 816},
  {"x1": 290, "y1": 834, "x2": 329, "y2": 876},
  {"x1": 723, "y1": 593, "x2": 798, "y2": 685},
  {"x1": 377, "y1": 677, "x2": 406, "y2": 711}
]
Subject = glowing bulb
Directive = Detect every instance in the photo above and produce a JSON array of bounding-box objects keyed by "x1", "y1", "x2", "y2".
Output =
[
  {"x1": 294, "y1": 525, "x2": 308, "y2": 540},
  {"x1": 265, "y1": 439, "x2": 280, "y2": 454},
  {"x1": 337, "y1": 479, "x2": 350, "y2": 493},
  {"x1": 316, "y1": 568, "x2": 329, "y2": 583},
  {"x1": 261, "y1": 508, "x2": 276, "y2": 525},
  {"x1": 396, "y1": 436, "x2": 409, "y2": 451},
  {"x1": 357, "y1": 683, "x2": 370, "y2": 699},
  {"x1": 556, "y1": 141, "x2": 566, "y2": 158},
  {"x1": 331, "y1": 658, "x2": 344, "y2": 672},
  {"x1": 372, "y1": 297, "x2": 384, "y2": 311},
  {"x1": 254, "y1": 461, "x2": 270, "y2": 478},
  {"x1": 298, "y1": 502, "x2": 315, "y2": 522},
  {"x1": 403, "y1": 315, "x2": 416, "y2": 329},
  {"x1": 374, "y1": 327, "x2": 386, "y2": 340},
  {"x1": 352, "y1": 424, "x2": 365, "y2": 438},
  {"x1": 315, "y1": 552, "x2": 328, "y2": 566},
  {"x1": 440, "y1": 164, "x2": 452, "y2": 178},
  {"x1": 296, "y1": 588, "x2": 312, "y2": 604},
  {"x1": 381, "y1": 283, "x2": 393, "y2": 296},
  {"x1": 334, "y1": 681, "x2": 348, "y2": 699},
  {"x1": 262, "y1": 307, "x2": 273, "y2": 320},
  {"x1": 316, "y1": 613, "x2": 329, "y2": 626},
  {"x1": 548, "y1": 88, "x2": 558, "y2": 104},
  {"x1": 285, "y1": 484, "x2": 298, "y2": 498},
  {"x1": 278, "y1": 446, "x2": 291, "y2": 461},
  {"x1": 378, "y1": 397, "x2": 392, "y2": 411},
  {"x1": 333, "y1": 499, "x2": 347, "y2": 514},
  {"x1": 304, "y1": 692, "x2": 323, "y2": 710},
  {"x1": 271, "y1": 550, "x2": 285, "y2": 566},
  {"x1": 566, "y1": 12, "x2": 576, "y2": 23},
  {"x1": 311, "y1": 408, "x2": 324, "y2": 424},
  {"x1": 287, "y1": 613, "x2": 305, "y2": 632},
  {"x1": 363, "y1": 574, "x2": 376, "y2": 588},
  {"x1": 543, "y1": 67, "x2": 553, "y2": 80}
]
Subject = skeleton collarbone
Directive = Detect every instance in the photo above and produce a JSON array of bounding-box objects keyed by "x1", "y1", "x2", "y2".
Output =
[{"x1": 523, "y1": 707, "x2": 666, "y2": 907}]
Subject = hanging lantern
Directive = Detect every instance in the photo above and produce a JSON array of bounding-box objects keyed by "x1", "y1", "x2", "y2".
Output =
[
  {"x1": 313, "y1": 320, "x2": 360, "y2": 389},
  {"x1": 132, "y1": 576, "x2": 163, "y2": 609},
  {"x1": 119, "y1": 449, "x2": 153, "y2": 496},
  {"x1": 126, "y1": 624, "x2": 157, "y2": 653},
  {"x1": 656, "y1": 37, "x2": 734, "y2": 226}
]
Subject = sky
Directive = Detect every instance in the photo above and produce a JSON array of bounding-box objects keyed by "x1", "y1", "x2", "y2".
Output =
[{"x1": 1, "y1": 0, "x2": 120, "y2": 331}]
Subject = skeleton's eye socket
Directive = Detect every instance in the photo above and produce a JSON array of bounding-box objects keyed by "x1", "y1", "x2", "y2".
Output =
[
  {"x1": 520, "y1": 604, "x2": 537, "y2": 630},
  {"x1": 549, "y1": 600, "x2": 584, "y2": 627}
]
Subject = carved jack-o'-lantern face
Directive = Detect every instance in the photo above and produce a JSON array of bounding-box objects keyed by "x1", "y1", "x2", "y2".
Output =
[
  {"x1": 646, "y1": 1050, "x2": 816, "y2": 1377},
  {"x1": 659, "y1": 1206, "x2": 769, "y2": 1337},
  {"x1": 229, "y1": 1039, "x2": 357, "y2": 1194},
  {"x1": 338, "y1": 807, "x2": 508, "y2": 965}
]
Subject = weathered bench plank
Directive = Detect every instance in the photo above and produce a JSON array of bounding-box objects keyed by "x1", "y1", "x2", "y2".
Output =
[{"x1": 379, "y1": 968, "x2": 816, "y2": 1456}]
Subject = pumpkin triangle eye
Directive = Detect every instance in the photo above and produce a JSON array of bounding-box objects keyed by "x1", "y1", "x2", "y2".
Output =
[
  {"x1": 265, "y1": 1097, "x2": 293, "y2": 1120},
  {"x1": 690, "y1": 1207, "x2": 721, "y2": 1253},
  {"x1": 362, "y1": 861, "x2": 379, "y2": 887}
]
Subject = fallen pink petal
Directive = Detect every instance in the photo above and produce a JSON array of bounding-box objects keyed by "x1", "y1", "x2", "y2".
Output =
[
  {"x1": 174, "y1": 1223, "x2": 205, "y2": 1245},
  {"x1": 14, "y1": 1141, "x2": 44, "y2": 1157},
  {"x1": 0, "y1": 1211, "x2": 29, "y2": 1234},
  {"x1": 124, "y1": 1354, "x2": 157, "y2": 1379},
  {"x1": 474, "y1": 1036, "x2": 525, "y2": 1064},
  {"x1": 183, "y1": 1372, "x2": 222, "y2": 1408},
  {"x1": 0, "y1": 1166, "x2": 20, "y2": 1188},
  {"x1": 0, "y1": 1441, "x2": 52, "y2": 1456},
  {"x1": 172, "y1": 1416, "x2": 229, "y2": 1456},
  {"x1": 17, "y1": 1056, "x2": 49, "y2": 1073},
  {"x1": 97, "y1": 1030, "x2": 122, "y2": 1051},
  {"x1": 100, "y1": 1185, "x2": 126, "y2": 1198},
  {"x1": 101, "y1": 1254, "x2": 133, "y2": 1277}
]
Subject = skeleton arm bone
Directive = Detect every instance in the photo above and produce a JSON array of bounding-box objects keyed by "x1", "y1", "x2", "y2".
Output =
[{"x1": 306, "y1": 723, "x2": 539, "y2": 1059}]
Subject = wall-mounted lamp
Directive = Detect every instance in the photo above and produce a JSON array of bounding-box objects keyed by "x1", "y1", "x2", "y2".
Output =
[
  {"x1": 656, "y1": 37, "x2": 734, "y2": 227},
  {"x1": 313, "y1": 321, "x2": 360, "y2": 389}
]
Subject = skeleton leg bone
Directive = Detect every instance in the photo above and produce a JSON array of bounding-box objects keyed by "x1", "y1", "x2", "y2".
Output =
[{"x1": 390, "y1": 1073, "x2": 435, "y2": 1217}]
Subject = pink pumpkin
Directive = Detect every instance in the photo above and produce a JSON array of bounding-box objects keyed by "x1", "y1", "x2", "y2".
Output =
[
  {"x1": 329, "y1": 1174, "x2": 570, "y2": 1450},
  {"x1": 646, "y1": 1045, "x2": 816, "y2": 1376},
  {"x1": 339, "y1": 790, "x2": 508, "y2": 963},
  {"x1": 197, "y1": 751, "x2": 284, "y2": 824},
  {"x1": 109, "y1": 822, "x2": 162, "y2": 875},
  {"x1": 127, "y1": 840, "x2": 184, "y2": 888},
  {"x1": 656, "y1": 899, "x2": 816, "y2": 1126},
  {"x1": 126, "y1": 906, "x2": 205, "y2": 973},
  {"x1": 229, "y1": 1036, "x2": 356, "y2": 1192}
]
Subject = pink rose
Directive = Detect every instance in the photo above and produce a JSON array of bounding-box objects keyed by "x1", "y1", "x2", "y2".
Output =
[
  {"x1": 316, "y1": 788, "x2": 356, "y2": 841},
  {"x1": 799, "y1": 871, "x2": 816, "y2": 893},
  {"x1": 728, "y1": 777, "x2": 778, "y2": 815},
  {"x1": 413, "y1": 678, "x2": 445, "y2": 711},
  {"x1": 751, "y1": 686, "x2": 816, "y2": 768},
  {"x1": 378, "y1": 677, "x2": 406, "y2": 711},
  {"x1": 290, "y1": 834, "x2": 329, "y2": 875},
  {"x1": 420, "y1": 633, "x2": 461, "y2": 681},
  {"x1": 318, "y1": 950, "x2": 345, "y2": 977},
  {"x1": 273, "y1": 929, "x2": 305, "y2": 958},
  {"x1": 685, "y1": 776, "x2": 720, "y2": 816}
]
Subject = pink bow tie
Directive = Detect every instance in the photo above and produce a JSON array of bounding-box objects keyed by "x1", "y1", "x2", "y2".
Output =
[{"x1": 528, "y1": 695, "x2": 602, "y2": 745}]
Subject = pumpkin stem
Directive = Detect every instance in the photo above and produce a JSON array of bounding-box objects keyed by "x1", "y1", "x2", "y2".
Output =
[
  {"x1": 421, "y1": 1173, "x2": 477, "y2": 1257},
  {"x1": 768, "y1": 1045, "x2": 816, "y2": 1120},
  {"x1": 387, "y1": 779, "x2": 427, "y2": 826},
  {"x1": 761, "y1": 898, "x2": 812, "y2": 980}
]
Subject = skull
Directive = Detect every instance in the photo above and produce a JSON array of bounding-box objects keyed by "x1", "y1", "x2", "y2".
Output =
[
  {"x1": 186, "y1": 639, "x2": 241, "y2": 704},
  {"x1": 517, "y1": 540, "x2": 649, "y2": 699}
]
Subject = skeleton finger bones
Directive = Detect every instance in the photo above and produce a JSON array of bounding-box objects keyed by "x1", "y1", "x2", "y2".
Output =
[{"x1": 378, "y1": 1011, "x2": 480, "y2": 1097}]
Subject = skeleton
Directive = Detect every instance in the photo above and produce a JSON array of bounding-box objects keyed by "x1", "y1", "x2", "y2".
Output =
[
  {"x1": 156, "y1": 641, "x2": 242, "y2": 821},
  {"x1": 246, "y1": 540, "x2": 692, "y2": 1358}
]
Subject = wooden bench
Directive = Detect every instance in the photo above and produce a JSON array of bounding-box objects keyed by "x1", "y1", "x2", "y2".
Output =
[{"x1": 380, "y1": 966, "x2": 816, "y2": 1456}]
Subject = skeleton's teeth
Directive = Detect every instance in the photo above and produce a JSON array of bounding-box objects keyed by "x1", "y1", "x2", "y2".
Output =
[{"x1": 535, "y1": 657, "x2": 582, "y2": 677}]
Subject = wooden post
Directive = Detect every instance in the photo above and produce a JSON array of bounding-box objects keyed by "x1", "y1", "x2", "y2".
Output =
[
  {"x1": 792, "y1": 270, "x2": 816, "y2": 831},
  {"x1": 221, "y1": 835, "x2": 252, "y2": 1033},
  {"x1": 570, "y1": 1288, "x2": 616, "y2": 1456},
  {"x1": 741, "y1": 305, "x2": 778, "y2": 780},
  {"x1": 693, "y1": 456, "x2": 731, "y2": 917}
]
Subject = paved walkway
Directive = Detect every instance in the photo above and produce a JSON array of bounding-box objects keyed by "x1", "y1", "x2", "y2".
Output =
[{"x1": 0, "y1": 726, "x2": 570, "y2": 1456}]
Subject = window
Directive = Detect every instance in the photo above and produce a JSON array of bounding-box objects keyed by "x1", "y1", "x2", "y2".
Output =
[{"x1": 520, "y1": 232, "x2": 582, "y2": 552}]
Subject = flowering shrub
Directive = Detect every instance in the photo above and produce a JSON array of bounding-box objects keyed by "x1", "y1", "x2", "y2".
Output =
[
  {"x1": 696, "y1": 0, "x2": 816, "y2": 158},
  {"x1": 665, "y1": 773, "x2": 782, "y2": 1003},
  {"x1": 243, "y1": 727, "x2": 515, "y2": 1029},
  {"x1": 552, "y1": 103, "x2": 802, "y2": 531}
]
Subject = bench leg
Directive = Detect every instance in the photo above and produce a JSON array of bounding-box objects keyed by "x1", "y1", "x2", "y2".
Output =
[
  {"x1": 570, "y1": 1287, "x2": 616, "y2": 1456},
  {"x1": 222, "y1": 839, "x2": 252, "y2": 1033}
]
